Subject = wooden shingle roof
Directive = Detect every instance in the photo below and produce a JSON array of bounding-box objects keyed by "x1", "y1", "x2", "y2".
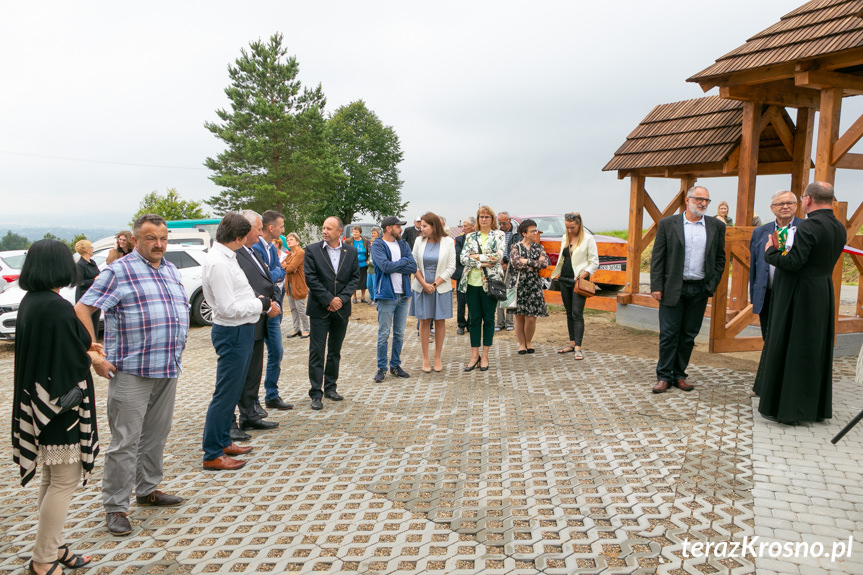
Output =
[
  {"x1": 603, "y1": 97, "x2": 744, "y2": 172},
  {"x1": 688, "y1": 0, "x2": 863, "y2": 83}
]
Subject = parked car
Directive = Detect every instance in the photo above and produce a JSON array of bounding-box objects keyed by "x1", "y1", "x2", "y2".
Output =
[
  {"x1": 511, "y1": 214, "x2": 627, "y2": 292},
  {"x1": 342, "y1": 222, "x2": 378, "y2": 241},
  {"x1": 0, "y1": 250, "x2": 27, "y2": 284},
  {"x1": 0, "y1": 246, "x2": 211, "y2": 341}
]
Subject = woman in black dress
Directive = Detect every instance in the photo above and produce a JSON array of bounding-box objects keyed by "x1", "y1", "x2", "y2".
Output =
[
  {"x1": 508, "y1": 219, "x2": 548, "y2": 354},
  {"x1": 12, "y1": 240, "x2": 102, "y2": 575},
  {"x1": 74, "y1": 239, "x2": 101, "y2": 330}
]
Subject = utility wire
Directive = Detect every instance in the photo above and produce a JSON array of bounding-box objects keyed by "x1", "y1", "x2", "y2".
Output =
[{"x1": 0, "y1": 150, "x2": 207, "y2": 170}]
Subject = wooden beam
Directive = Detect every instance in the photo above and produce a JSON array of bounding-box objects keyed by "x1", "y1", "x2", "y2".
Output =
[
  {"x1": 756, "y1": 161, "x2": 797, "y2": 175},
  {"x1": 796, "y1": 69, "x2": 863, "y2": 93},
  {"x1": 625, "y1": 176, "x2": 645, "y2": 295},
  {"x1": 735, "y1": 101, "x2": 761, "y2": 238},
  {"x1": 697, "y1": 62, "x2": 799, "y2": 91},
  {"x1": 763, "y1": 105, "x2": 795, "y2": 155},
  {"x1": 711, "y1": 336, "x2": 764, "y2": 353},
  {"x1": 723, "y1": 146, "x2": 740, "y2": 174},
  {"x1": 814, "y1": 88, "x2": 843, "y2": 183},
  {"x1": 719, "y1": 83, "x2": 820, "y2": 108},
  {"x1": 832, "y1": 113, "x2": 863, "y2": 164},
  {"x1": 835, "y1": 152, "x2": 863, "y2": 170},
  {"x1": 642, "y1": 189, "x2": 663, "y2": 226},
  {"x1": 791, "y1": 107, "x2": 814, "y2": 204},
  {"x1": 724, "y1": 303, "x2": 757, "y2": 339}
]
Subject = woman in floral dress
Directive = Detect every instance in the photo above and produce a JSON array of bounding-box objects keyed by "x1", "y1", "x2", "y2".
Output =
[{"x1": 508, "y1": 219, "x2": 548, "y2": 354}]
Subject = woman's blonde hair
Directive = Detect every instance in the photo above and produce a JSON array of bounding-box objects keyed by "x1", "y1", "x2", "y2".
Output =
[
  {"x1": 476, "y1": 205, "x2": 498, "y2": 231},
  {"x1": 564, "y1": 212, "x2": 585, "y2": 248},
  {"x1": 716, "y1": 200, "x2": 730, "y2": 216},
  {"x1": 74, "y1": 239, "x2": 92, "y2": 255}
]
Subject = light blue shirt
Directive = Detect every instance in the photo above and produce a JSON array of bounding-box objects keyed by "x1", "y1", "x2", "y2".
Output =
[{"x1": 682, "y1": 216, "x2": 707, "y2": 281}]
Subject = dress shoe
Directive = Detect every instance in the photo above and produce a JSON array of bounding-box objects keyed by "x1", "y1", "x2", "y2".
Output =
[
  {"x1": 526, "y1": 348, "x2": 535, "y2": 354},
  {"x1": 390, "y1": 366, "x2": 410, "y2": 378},
  {"x1": 254, "y1": 402, "x2": 269, "y2": 419},
  {"x1": 224, "y1": 443, "x2": 254, "y2": 456},
  {"x1": 230, "y1": 427, "x2": 251, "y2": 442},
  {"x1": 457, "y1": 327, "x2": 465, "y2": 335},
  {"x1": 203, "y1": 455, "x2": 246, "y2": 471},
  {"x1": 324, "y1": 391, "x2": 343, "y2": 401},
  {"x1": 652, "y1": 380, "x2": 669, "y2": 394},
  {"x1": 286, "y1": 331, "x2": 300, "y2": 338},
  {"x1": 240, "y1": 418, "x2": 279, "y2": 431},
  {"x1": 136, "y1": 490, "x2": 183, "y2": 507},
  {"x1": 106, "y1": 511, "x2": 132, "y2": 536},
  {"x1": 300, "y1": 332, "x2": 310, "y2": 338},
  {"x1": 517, "y1": 350, "x2": 527, "y2": 355},
  {"x1": 464, "y1": 360, "x2": 479, "y2": 372},
  {"x1": 373, "y1": 368, "x2": 386, "y2": 383},
  {"x1": 479, "y1": 362, "x2": 490, "y2": 372},
  {"x1": 311, "y1": 398, "x2": 323, "y2": 410},
  {"x1": 674, "y1": 378, "x2": 695, "y2": 392},
  {"x1": 265, "y1": 397, "x2": 294, "y2": 410}
]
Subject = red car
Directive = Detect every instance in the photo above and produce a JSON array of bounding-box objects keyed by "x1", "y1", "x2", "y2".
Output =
[{"x1": 510, "y1": 215, "x2": 627, "y2": 292}]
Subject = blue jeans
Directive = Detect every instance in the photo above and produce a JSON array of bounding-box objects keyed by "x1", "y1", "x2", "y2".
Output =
[
  {"x1": 263, "y1": 302, "x2": 283, "y2": 401},
  {"x1": 202, "y1": 323, "x2": 255, "y2": 461},
  {"x1": 376, "y1": 294, "x2": 410, "y2": 370},
  {"x1": 366, "y1": 273, "x2": 376, "y2": 301}
]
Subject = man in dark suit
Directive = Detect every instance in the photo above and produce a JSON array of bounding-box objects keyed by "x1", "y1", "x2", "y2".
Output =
[
  {"x1": 650, "y1": 185, "x2": 726, "y2": 394},
  {"x1": 453, "y1": 217, "x2": 474, "y2": 335},
  {"x1": 304, "y1": 216, "x2": 360, "y2": 410},
  {"x1": 749, "y1": 190, "x2": 803, "y2": 341},
  {"x1": 234, "y1": 210, "x2": 280, "y2": 433}
]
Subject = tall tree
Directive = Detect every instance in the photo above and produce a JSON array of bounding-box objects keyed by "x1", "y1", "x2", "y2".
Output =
[
  {"x1": 131, "y1": 188, "x2": 208, "y2": 225},
  {"x1": 0, "y1": 230, "x2": 30, "y2": 250},
  {"x1": 204, "y1": 33, "x2": 343, "y2": 232},
  {"x1": 322, "y1": 100, "x2": 406, "y2": 224}
]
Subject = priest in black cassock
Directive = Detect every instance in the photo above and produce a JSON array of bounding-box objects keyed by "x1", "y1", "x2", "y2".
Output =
[{"x1": 754, "y1": 181, "x2": 846, "y2": 425}]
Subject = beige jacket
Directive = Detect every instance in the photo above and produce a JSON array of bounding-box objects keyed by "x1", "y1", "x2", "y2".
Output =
[
  {"x1": 411, "y1": 236, "x2": 456, "y2": 294},
  {"x1": 551, "y1": 234, "x2": 599, "y2": 279}
]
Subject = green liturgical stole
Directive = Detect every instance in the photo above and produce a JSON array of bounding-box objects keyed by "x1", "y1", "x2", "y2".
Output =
[{"x1": 777, "y1": 226, "x2": 788, "y2": 251}]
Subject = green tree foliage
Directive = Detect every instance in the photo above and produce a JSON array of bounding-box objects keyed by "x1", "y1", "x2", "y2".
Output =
[
  {"x1": 41, "y1": 232, "x2": 73, "y2": 251},
  {"x1": 321, "y1": 100, "x2": 406, "y2": 225},
  {"x1": 0, "y1": 230, "x2": 30, "y2": 250},
  {"x1": 131, "y1": 188, "x2": 208, "y2": 226},
  {"x1": 204, "y1": 33, "x2": 343, "y2": 232}
]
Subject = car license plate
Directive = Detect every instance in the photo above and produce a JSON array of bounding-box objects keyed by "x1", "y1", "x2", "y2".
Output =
[{"x1": 599, "y1": 264, "x2": 622, "y2": 271}]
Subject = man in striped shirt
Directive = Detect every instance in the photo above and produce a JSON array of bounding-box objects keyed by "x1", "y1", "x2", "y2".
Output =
[{"x1": 75, "y1": 213, "x2": 190, "y2": 537}]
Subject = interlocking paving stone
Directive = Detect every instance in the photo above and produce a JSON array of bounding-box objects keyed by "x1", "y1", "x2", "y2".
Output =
[{"x1": 0, "y1": 323, "x2": 861, "y2": 573}]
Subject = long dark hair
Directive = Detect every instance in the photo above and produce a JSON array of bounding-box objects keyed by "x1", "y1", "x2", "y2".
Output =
[{"x1": 19, "y1": 239, "x2": 78, "y2": 292}]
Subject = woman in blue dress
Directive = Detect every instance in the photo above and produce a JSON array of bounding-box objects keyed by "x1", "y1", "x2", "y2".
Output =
[{"x1": 410, "y1": 212, "x2": 456, "y2": 373}]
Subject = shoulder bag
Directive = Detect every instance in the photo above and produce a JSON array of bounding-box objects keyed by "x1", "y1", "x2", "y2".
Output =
[
  {"x1": 478, "y1": 234, "x2": 507, "y2": 301},
  {"x1": 574, "y1": 277, "x2": 596, "y2": 298}
]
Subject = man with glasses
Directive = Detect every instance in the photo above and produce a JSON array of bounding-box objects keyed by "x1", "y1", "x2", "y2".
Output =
[
  {"x1": 650, "y1": 186, "x2": 726, "y2": 394},
  {"x1": 749, "y1": 190, "x2": 803, "y2": 341}
]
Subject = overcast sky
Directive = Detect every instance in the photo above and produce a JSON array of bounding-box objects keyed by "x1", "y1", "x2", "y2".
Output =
[{"x1": 2, "y1": 0, "x2": 861, "y2": 232}]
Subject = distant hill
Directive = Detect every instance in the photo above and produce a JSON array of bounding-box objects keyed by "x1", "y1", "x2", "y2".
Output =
[{"x1": 0, "y1": 225, "x2": 125, "y2": 243}]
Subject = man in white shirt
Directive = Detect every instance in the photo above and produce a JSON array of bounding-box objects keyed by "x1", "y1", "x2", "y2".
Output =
[{"x1": 201, "y1": 213, "x2": 280, "y2": 470}]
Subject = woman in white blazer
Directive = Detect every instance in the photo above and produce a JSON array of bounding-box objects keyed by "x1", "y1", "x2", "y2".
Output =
[{"x1": 410, "y1": 212, "x2": 457, "y2": 373}]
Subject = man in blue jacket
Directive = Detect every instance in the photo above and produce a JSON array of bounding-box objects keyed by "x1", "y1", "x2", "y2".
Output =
[
  {"x1": 252, "y1": 210, "x2": 291, "y2": 411},
  {"x1": 749, "y1": 190, "x2": 803, "y2": 341},
  {"x1": 372, "y1": 216, "x2": 418, "y2": 383}
]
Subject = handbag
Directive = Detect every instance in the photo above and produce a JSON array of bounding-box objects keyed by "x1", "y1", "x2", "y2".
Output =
[
  {"x1": 476, "y1": 234, "x2": 507, "y2": 301},
  {"x1": 501, "y1": 272, "x2": 520, "y2": 309},
  {"x1": 574, "y1": 277, "x2": 596, "y2": 298}
]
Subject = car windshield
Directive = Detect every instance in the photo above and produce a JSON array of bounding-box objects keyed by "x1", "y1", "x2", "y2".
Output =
[
  {"x1": 0, "y1": 254, "x2": 27, "y2": 269},
  {"x1": 531, "y1": 217, "x2": 567, "y2": 237}
]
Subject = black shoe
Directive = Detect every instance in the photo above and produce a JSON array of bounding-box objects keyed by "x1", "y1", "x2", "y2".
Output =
[
  {"x1": 324, "y1": 391, "x2": 343, "y2": 401},
  {"x1": 390, "y1": 366, "x2": 410, "y2": 378},
  {"x1": 265, "y1": 397, "x2": 294, "y2": 410},
  {"x1": 311, "y1": 398, "x2": 323, "y2": 410},
  {"x1": 254, "y1": 402, "x2": 269, "y2": 419},
  {"x1": 240, "y1": 418, "x2": 279, "y2": 430},
  {"x1": 479, "y1": 362, "x2": 490, "y2": 372},
  {"x1": 230, "y1": 426, "x2": 251, "y2": 441},
  {"x1": 518, "y1": 350, "x2": 527, "y2": 355},
  {"x1": 464, "y1": 360, "x2": 479, "y2": 372},
  {"x1": 373, "y1": 368, "x2": 387, "y2": 383},
  {"x1": 106, "y1": 511, "x2": 132, "y2": 536},
  {"x1": 457, "y1": 327, "x2": 465, "y2": 335}
]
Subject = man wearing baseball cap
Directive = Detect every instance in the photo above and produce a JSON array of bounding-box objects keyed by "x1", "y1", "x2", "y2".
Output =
[{"x1": 371, "y1": 216, "x2": 417, "y2": 383}]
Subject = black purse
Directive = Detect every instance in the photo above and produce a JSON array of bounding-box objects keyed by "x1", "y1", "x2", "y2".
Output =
[{"x1": 477, "y1": 235, "x2": 506, "y2": 300}]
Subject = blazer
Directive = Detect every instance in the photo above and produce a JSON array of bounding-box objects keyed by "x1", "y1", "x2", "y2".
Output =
[
  {"x1": 303, "y1": 241, "x2": 360, "y2": 320},
  {"x1": 411, "y1": 236, "x2": 457, "y2": 294},
  {"x1": 650, "y1": 213, "x2": 726, "y2": 307},
  {"x1": 236, "y1": 246, "x2": 276, "y2": 340},
  {"x1": 550, "y1": 234, "x2": 599, "y2": 280},
  {"x1": 749, "y1": 216, "x2": 803, "y2": 314},
  {"x1": 453, "y1": 234, "x2": 467, "y2": 281}
]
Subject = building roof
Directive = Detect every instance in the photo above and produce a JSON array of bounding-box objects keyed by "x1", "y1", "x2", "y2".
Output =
[
  {"x1": 603, "y1": 97, "x2": 744, "y2": 172},
  {"x1": 689, "y1": 0, "x2": 863, "y2": 83}
]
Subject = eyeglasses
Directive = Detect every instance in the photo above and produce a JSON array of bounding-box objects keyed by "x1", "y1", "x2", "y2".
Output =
[
  {"x1": 478, "y1": 215, "x2": 492, "y2": 219},
  {"x1": 564, "y1": 213, "x2": 581, "y2": 222},
  {"x1": 771, "y1": 201, "x2": 797, "y2": 207},
  {"x1": 688, "y1": 197, "x2": 711, "y2": 205}
]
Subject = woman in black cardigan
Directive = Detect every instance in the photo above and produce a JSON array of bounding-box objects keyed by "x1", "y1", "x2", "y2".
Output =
[
  {"x1": 74, "y1": 239, "x2": 100, "y2": 331},
  {"x1": 12, "y1": 240, "x2": 103, "y2": 575}
]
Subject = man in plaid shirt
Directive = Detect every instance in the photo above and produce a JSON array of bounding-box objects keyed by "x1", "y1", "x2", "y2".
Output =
[{"x1": 75, "y1": 213, "x2": 190, "y2": 536}]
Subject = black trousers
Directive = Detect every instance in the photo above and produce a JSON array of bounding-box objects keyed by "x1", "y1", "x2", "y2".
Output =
[
  {"x1": 559, "y1": 279, "x2": 587, "y2": 346},
  {"x1": 457, "y1": 289, "x2": 468, "y2": 329},
  {"x1": 237, "y1": 336, "x2": 265, "y2": 425},
  {"x1": 308, "y1": 314, "x2": 349, "y2": 400},
  {"x1": 759, "y1": 288, "x2": 772, "y2": 342},
  {"x1": 656, "y1": 280, "x2": 709, "y2": 382}
]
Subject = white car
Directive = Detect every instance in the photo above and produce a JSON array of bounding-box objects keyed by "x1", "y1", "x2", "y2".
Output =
[
  {"x1": 0, "y1": 246, "x2": 211, "y2": 341},
  {"x1": 0, "y1": 250, "x2": 27, "y2": 284}
]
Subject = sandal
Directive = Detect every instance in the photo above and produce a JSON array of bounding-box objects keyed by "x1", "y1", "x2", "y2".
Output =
[
  {"x1": 58, "y1": 544, "x2": 91, "y2": 569},
  {"x1": 557, "y1": 346, "x2": 575, "y2": 354},
  {"x1": 574, "y1": 350, "x2": 584, "y2": 360},
  {"x1": 29, "y1": 561, "x2": 62, "y2": 575}
]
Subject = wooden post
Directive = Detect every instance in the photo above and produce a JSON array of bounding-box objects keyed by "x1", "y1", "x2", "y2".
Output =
[
  {"x1": 815, "y1": 88, "x2": 842, "y2": 184},
  {"x1": 625, "y1": 176, "x2": 645, "y2": 295},
  {"x1": 834, "y1": 202, "x2": 848, "y2": 340},
  {"x1": 791, "y1": 107, "x2": 814, "y2": 217},
  {"x1": 731, "y1": 100, "x2": 762, "y2": 312}
]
